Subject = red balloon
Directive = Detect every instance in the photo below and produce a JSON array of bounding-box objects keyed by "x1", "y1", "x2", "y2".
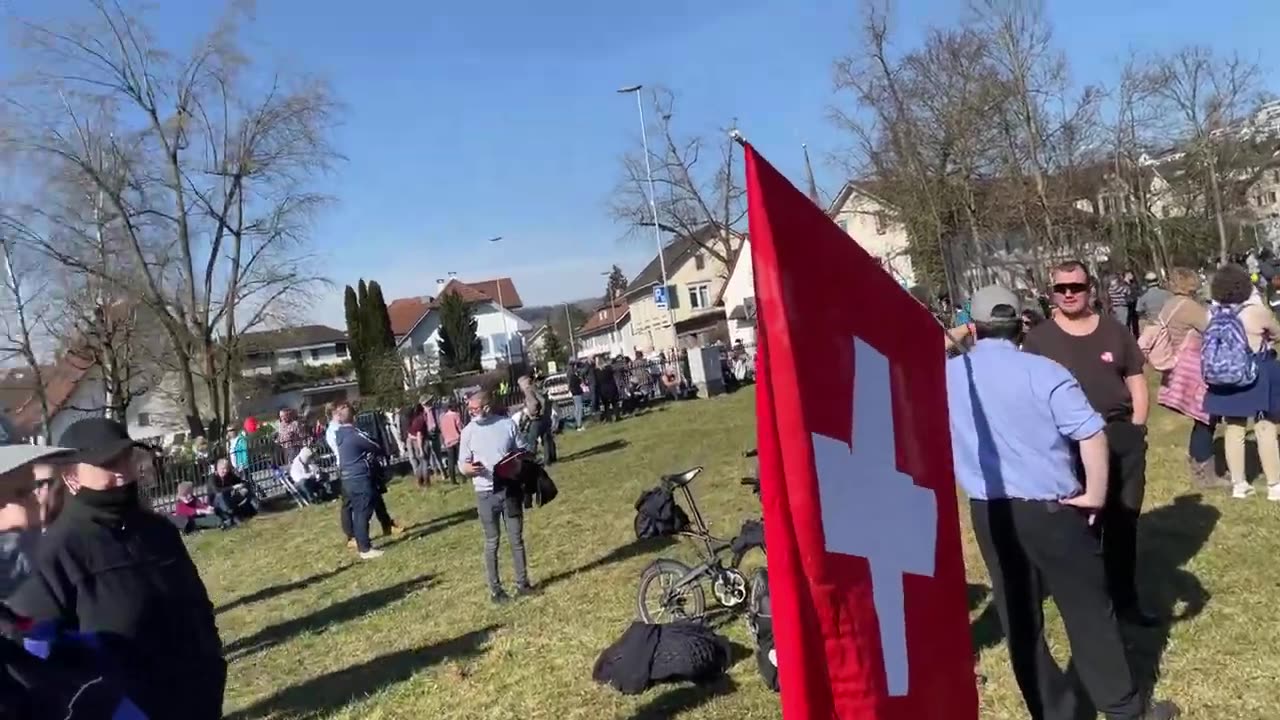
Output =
[{"x1": 243, "y1": 417, "x2": 259, "y2": 434}]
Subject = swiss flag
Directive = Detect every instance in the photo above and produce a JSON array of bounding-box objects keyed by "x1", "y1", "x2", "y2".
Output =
[{"x1": 746, "y1": 143, "x2": 978, "y2": 719}]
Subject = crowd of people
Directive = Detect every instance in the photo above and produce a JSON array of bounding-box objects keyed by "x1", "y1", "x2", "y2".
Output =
[{"x1": 944, "y1": 254, "x2": 1280, "y2": 720}]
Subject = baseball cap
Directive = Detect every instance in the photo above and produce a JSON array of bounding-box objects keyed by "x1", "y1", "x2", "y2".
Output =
[
  {"x1": 968, "y1": 285, "x2": 1023, "y2": 323},
  {"x1": 1144, "y1": 271, "x2": 1159, "y2": 283},
  {"x1": 0, "y1": 414, "x2": 71, "y2": 477},
  {"x1": 55, "y1": 417, "x2": 148, "y2": 467}
]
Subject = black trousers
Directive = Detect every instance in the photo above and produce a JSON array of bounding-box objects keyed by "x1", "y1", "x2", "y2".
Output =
[
  {"x1": 971, "y1": 499, "x2": 1143, "y2": 720},
  {"x1": 1101, "y1": 421, "x2": 1148, "y2": 613},
  {"x1": 340, "y1": 485, "x2": 393, "y2": 540}
]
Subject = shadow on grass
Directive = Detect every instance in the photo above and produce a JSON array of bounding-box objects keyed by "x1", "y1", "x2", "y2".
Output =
[
  {"x1": 539, "y1": 536, "x2": 676, "y2": 592},
  {"x1": 1128, "y1": 493, "x2": 1218, "y2": 691},
  {"x1": 216, "y1": 563, "x2": 356, "y2": 615},
  {"x1": 381, "y1": 507, "x2": 478, "y2": 548},
  {"x1": 624, "y1": 674, "x2": 738, "y2": 720},
  {"x1": 557, "y1": 439, "x2": 630, "y2": 463},
  {"x1": 224, "y1": 574, "x2": 436, "y2": 661},
  {"x1": 225, "y1": 624, "x2": 501, "y2": 720},
  {"x1": 967, "y1": 582, "x2": 1003, "y2": 654}
]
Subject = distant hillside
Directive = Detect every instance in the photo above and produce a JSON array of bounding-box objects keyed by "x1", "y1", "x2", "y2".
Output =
[
  {"x1": 515, "y1": 298, "x2": 601, "y2": 328},
  {"x1": 516, "y1": 298, "x2": 601, "y2": 350}
]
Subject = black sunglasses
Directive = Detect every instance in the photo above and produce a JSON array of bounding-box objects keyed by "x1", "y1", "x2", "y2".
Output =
[{"x1": 1052, "y1": 282, "x2": 1090, "y2": 295}]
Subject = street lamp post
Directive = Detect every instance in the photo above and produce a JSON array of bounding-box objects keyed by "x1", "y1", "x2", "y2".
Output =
[
  {"x1": 484, "y1": 237, "x2": 515, "y2": 374},
  {"x1": 601, "y1": 271, "x2": 621, "y2": 355},
  {"x1": 564, "y1": 303, "x2": 577, "y2": 359},
  {"x1": 618, "y1": 84, "x2": 679, "y2": 352}
]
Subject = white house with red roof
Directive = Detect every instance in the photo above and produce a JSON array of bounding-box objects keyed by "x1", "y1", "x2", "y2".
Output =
[
  {"x1": 575, "y1": 301, "x2": 633, "y2": 359},
  {"x1": 387, "y1": 277, "x2": 532, "y2": 380}
]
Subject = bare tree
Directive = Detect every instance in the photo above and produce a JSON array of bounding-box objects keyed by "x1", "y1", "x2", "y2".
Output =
[
  {"x1": 1145, "y1": 46, "x2": 1263, "y2": 264},
  {"x1": 6, "y1": 0, "x2": 340, "y2": 433},
  {"x1": 611, "y1": 88, "x2": 743, "y2": 264},
  {"x1": 0, "y1": 213, "x2": 54, "y2": 441}
]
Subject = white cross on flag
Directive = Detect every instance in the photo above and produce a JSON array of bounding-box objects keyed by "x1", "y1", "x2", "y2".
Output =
[{"x1": 745, "y1": 142, "x2": 978, "y2": 720}]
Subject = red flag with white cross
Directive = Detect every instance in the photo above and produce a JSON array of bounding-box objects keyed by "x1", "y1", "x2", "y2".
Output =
[{"x1": 745, "y1": 141, "x2": 978, "y2": 719}]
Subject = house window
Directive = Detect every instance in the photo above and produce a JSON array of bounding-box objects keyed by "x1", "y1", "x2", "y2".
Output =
[
  {"x1": 1161, "y1": 205, "x2": 1171, "y2": 218},
  {"x1": 1268, "y1": 191, "x2": 1278, "y2": 205},
  {"x1": 136, "y1": 412, "x2": 151, "y2": 427},
  {"x1": 688, "y1": 283, "x2": 711, "y2": 310},
  {"x1": 599, "y1": 310, "x2": 607, "y2": 320},
  {"x1": 694, "y1": 253, "x2": 706, "y2": 271},
  {"x1": 310, "y1": 348, "x2": 321, "y2": 361},
  {"x1": 336, "y1": 343, "x2": 348, "y2": 358},
  {"x1": 874, "y1": 213, "x2": 888, "y2": 235},
  {"x1": 1273, "y1": 170, "x2": 1279, "y2": 183}
]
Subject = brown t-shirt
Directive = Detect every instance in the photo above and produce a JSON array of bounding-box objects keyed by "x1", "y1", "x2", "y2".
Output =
[{"x1": 1022, "y1": 315, "x2": 1144, "y2": 422}]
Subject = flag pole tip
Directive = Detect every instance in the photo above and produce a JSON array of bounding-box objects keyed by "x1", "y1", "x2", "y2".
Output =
[{"x1": 729, "y1": 129, "x2": 746, "y2": 146}]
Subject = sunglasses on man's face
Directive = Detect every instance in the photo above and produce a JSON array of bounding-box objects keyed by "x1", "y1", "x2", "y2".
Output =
[{"x1": 1052, "y1": 282, "x2": 1090, "y2": 295}]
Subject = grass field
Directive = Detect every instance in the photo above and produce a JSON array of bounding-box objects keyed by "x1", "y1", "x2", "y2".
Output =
[{"x1": 192, "y1": 387, "x2": 1280, "y2": 719}]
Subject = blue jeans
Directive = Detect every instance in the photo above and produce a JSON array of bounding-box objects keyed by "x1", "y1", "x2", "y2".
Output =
[
  {"x1": 1189, "y1": 419, "x2": 1215, "y2": 463},
  {"x1": 572, "y1": 395, "x2": 584, "y2": 427},
  {"x1": 476, "y1": 489, "x2": 528, "y2": 592},
  {"x1": 346, "y1": 488, "x2": 375, "y2": 552}
]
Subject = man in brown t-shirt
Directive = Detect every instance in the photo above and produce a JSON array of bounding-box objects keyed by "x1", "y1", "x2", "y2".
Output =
[{"x1": 1023, "y1": 260, "x2": 1157, "y2": 627}]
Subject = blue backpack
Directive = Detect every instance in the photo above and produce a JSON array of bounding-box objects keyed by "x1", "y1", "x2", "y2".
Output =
[{"x1": 1201, "y1": 304, "x2": 1257, "y2": 387}]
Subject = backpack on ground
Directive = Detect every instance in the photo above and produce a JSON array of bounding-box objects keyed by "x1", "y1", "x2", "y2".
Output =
[
  {"x1": 1138, "y1": 298, "x2": 1189, "y2": 372},
  {"x1": 592, "y1": 621, "x2": 731, "y2": 695},
  {"x1": 633, "y1": 487, "x2": 689, "y2": 539},
  {"x1": 1201, "y1": 304, "x2": 1257, "y2": 387}
]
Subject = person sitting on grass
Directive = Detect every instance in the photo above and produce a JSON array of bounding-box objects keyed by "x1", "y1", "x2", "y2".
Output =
[
  {"x1": 289, "y1": 446, "x2": 334, "y2": 502},
  {"x1": 173, "y1": 481, "x2": 224, "y2": 533},
  {"x1": 207, "y1": 459, "x2": 256, "y2": 526}
]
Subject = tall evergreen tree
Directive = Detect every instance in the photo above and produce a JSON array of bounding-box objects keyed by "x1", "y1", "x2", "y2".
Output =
[
  {"x1": 604, "y1": 265, "x2": 628, "y2": 301},
  {"x1": 365, "y1": 281, "x2": 397, "y2": 350},
  {"x1": 539, "y1": 326, "x2": 566, "y2": 369},
  {"x1": 437, "y1": 292, "x2": 482, "y2": 373},
  {"x1": 343, "y1": 284, "x2": 370, "y2": 392}
]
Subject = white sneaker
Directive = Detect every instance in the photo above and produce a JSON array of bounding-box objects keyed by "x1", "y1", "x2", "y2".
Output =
[
  {"x1": 1268, "y1": 485, "x2": 1280, "y2": 502},
  {"x1": 359, "y1": 549, "x2": 384, "y2": 560},
  {"x1": 1232, "y1": 483, "x2": 1256, "y2": 499}
]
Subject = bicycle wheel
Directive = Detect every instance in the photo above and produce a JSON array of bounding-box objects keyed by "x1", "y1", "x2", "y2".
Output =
[{"x1": 637, "y1": 559, "x2": 706, "y2": 624}]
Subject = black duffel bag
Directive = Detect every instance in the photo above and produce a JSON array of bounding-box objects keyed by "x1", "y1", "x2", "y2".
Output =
[{"x1": 633, "y1": 487, "x2": 689, "y2": 539}]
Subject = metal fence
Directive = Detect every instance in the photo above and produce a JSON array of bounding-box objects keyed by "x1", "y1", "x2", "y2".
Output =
[{"x1": 143, "y1": 411, "x2": 399, "y2": 514}]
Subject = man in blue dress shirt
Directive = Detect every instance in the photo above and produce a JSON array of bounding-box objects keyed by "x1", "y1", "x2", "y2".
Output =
[{"x1": 946, "y1": 285, "x2": 1178, "y2": 720}]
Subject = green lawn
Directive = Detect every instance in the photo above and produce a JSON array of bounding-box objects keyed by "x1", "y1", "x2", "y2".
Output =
[{"x1": 193, "y1": 387, "x2": 1280, "y2": 719}]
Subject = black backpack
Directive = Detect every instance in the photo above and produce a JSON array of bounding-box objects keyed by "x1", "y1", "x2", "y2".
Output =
[
  {"x1": 747, "y1": 570, "x2": 779, "y2": 692},
  {"x1": 633, "y1": 487, "x2": 689, "y2": 539}
]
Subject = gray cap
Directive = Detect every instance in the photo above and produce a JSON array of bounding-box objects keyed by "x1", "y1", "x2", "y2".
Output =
[
  {"x1": 0, "y1": 414, "x2": 70, "y2": 477},
  {"x1": 969, "y1": 285, "x2": 1023, "y2": 323}
]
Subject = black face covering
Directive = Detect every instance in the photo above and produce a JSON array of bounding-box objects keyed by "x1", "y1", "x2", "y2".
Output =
[{"x1": 73, "y1": 482, "x2": 141, "y2": 517}]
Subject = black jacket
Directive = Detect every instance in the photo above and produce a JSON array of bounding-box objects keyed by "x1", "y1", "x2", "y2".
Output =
[
  {"x1": 6, "y1": 496, "x2": 226, "y2": 720},
  {"x1": 592, "y1": 621, "x2": 730, "y2": 695}
]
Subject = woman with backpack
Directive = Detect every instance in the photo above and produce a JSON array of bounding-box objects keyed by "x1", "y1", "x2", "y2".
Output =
[
  {"x1": 1202, "y1": 264, "x2": 1280, "y2": 501},
  {"x1": 1149, "y1": 268, "x2": 1230, "y2": 490}
]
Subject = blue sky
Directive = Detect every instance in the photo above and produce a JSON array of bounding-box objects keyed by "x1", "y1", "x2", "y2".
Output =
[{"x1": 5, "y1": 0, "x2": 1278, "y2": 327}]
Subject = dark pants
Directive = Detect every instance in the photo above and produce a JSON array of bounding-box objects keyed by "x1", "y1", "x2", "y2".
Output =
[
  {"x1": 1188, "y1": 419, "x2": 1215, "y2": 463},
  {"x1": 476, "y1": 489, "x2": 528, "y2": 592},
  {"x1": 347, "y1": 488, "x2": 375, "y2": 552},
  {"x1": 525, "y1": 418, "x2": 556, "y2": 465},
  {"x1": 445, "y1": 444, "x2": 460, "y2": 482},
  {"x1": 970, "y1": 499, "x2": 1144, "y2": 720},
  {"x1": 1102, "y1": 421, "x2": 1148, "y2": 613},
  {"x1": 175, "y1": 514, "x2": 223, "y2": 534},
  {"x1": 341, "y1": 485, "x2": 393, "y2": 542}
]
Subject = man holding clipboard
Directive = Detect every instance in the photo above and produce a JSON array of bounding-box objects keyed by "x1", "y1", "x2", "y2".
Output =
[{"x1": 458, "y1": 391, "x2": 536, "y2": 604}]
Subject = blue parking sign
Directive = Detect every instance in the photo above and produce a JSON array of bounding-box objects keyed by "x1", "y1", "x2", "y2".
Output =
[{"x1": 653, "y1": 285, "x2": 668, "y2": 309}]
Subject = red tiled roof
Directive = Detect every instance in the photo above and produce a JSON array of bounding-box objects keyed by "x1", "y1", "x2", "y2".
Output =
[
  {"x1": 578, "y1": 302, "x2": 630, "y2": 337},
  {"x1": 387, "y1": 278, "x2": 523, "y2": 338},
  {"x1": 10, "y1": 349, "x2": 96, "y2": 437},
  {"x1": 388, "y1": 296, "x2": 432, "y2": 337}
]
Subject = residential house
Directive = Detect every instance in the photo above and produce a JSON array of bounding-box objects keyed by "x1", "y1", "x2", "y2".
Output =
[
  {"x1": 720, "y1": 238, "x2": 757, "y2": 348},
  {"x1": 239, "y1": 325, "x2": 350, "y2": 377},
  {"x1": 522, "y1": 325, "x2": 552, "y2": 360},
  {"x1": 827, "y1": 182, "x2": 916, "y2": 286},
  {"x1": 389, "y1": 277, "x2": 532, "y2": 382},
  {"x1": 575, "y1": 302, "x2": 633, "y2": 359},
  {"x1": 623, "y1": 227, "x2": 741, "y2": 353}
]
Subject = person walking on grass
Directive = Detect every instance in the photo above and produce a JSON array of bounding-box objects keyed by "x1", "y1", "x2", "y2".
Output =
[
  {"x1": 567, "y1": 362, "x2": 586, "y2": 431},
  {"x1": 1022, "y1": 260, "x2": 1157, "y2": 627},
  {"x1": 945, "y1": 286, "x2": 1180, "y2": 720},
  {"x1": 459, "y1": 390, "x2": 535, "y2": 604},
  {"x1": 335, "y1": 403, "x2": 390, "y2": 560},
  {"x1": 440, "y1": 400, "x2": 464, "y2": 483},
  {"x1": 406, "y1": 402, "x2": 434, "y2": 488},
  {"x1": 1151, "y1": 267, "x2": 1230, "y2": 491},
  {"x1": 519, "y1": 375, "x2": 556, "y2": 465},
  {"x1": 327, "y1": 403, "x2": 403, "y2": 550},
  {"x1": 1201, "y1": 263, "x2": 1280, "y2": 502}
]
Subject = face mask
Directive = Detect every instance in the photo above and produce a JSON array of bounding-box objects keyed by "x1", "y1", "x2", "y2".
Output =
[{"x1": 74, "y1": 482, "x2": 140, "y2": 516}]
